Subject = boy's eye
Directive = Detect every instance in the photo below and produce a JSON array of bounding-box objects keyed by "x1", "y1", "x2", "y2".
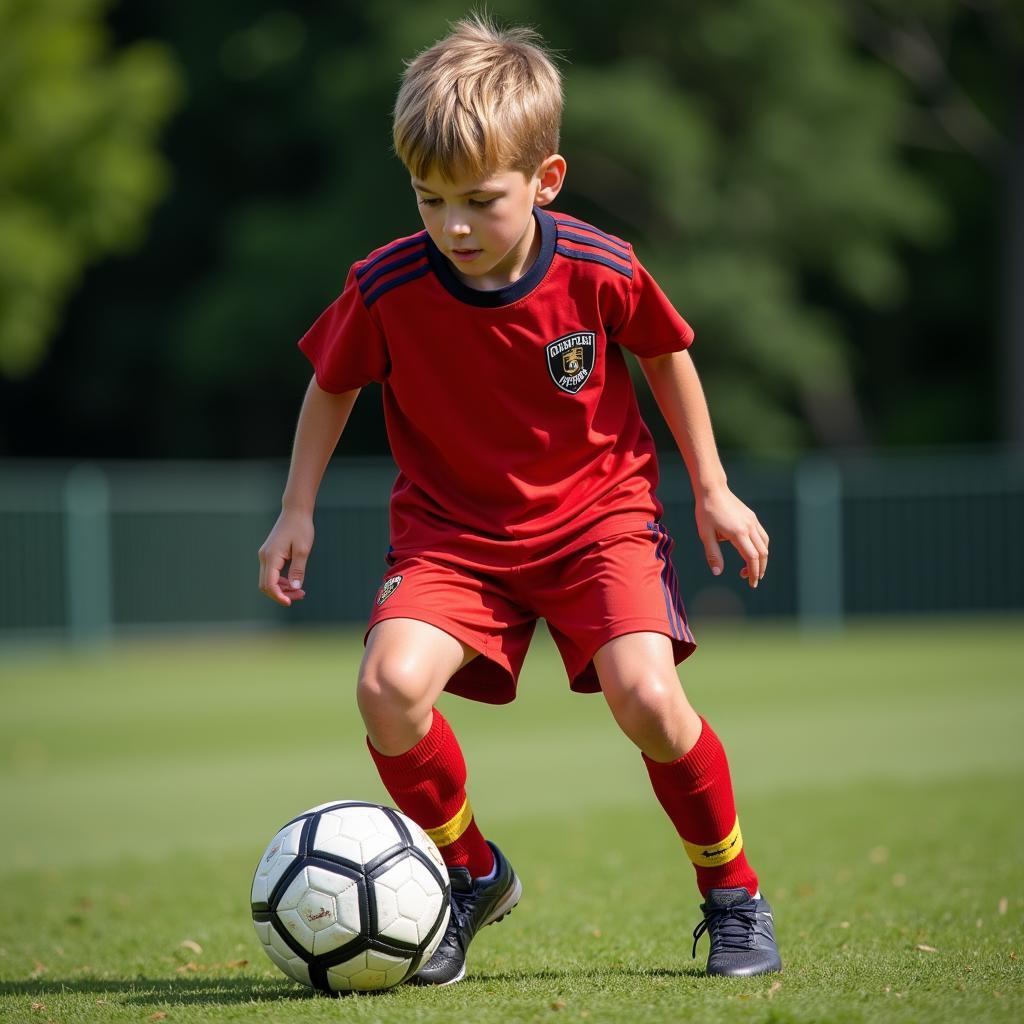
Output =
[{"x1": 416, "y1": 195, "x2": 497, "y2": 208}]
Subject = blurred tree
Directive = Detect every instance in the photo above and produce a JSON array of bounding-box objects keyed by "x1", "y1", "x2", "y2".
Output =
[
  {"x1": 0, "y1": 0, "x2": 181, "y2": 378},
  {"x1": 167, "y1": 0, "x2": 945, "y2": 453},
  {"x1": 551, "y1": 0, "x2": 946, "y2": 450},
  {"x1": 0, "y1": 0, "x2": 1014, "y2": 457},
  {"x1": 839, "y1": 0, "x2": 1023, "y2": 443}
]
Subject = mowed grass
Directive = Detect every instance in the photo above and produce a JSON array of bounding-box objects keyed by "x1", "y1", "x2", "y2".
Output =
[{"x1": 1, "y1": 617, "x2": 1022, "y2": 1024}]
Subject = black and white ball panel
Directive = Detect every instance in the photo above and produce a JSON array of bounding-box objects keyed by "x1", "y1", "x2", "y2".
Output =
[{"x1": 250, "y1": 800, "x2": 450, "y2": 992}]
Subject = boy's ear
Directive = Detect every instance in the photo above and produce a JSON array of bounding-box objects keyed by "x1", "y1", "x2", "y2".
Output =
[{"x1": 533, "y1": 154, "x2": 566, "y2": 207}]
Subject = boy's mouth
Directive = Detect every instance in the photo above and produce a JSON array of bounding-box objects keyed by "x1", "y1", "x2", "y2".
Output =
[{"x1": 450, "y1": 247, "x2": 482, "y2": 262}]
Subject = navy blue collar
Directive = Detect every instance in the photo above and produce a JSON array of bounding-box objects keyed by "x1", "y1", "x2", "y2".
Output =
[{"x1": 426, "y1": 207, "x2": 555, "y2": 308}]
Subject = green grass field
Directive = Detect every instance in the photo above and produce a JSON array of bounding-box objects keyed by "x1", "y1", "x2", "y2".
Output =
[{"x1": 1, "y1": 618, "x2": 1022, "y2": 1023}]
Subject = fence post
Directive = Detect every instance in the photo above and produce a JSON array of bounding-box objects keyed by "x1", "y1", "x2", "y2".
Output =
[
  {"x1": 795, "y1": 456, "x2": 843, "y2": 630},
  {"x1": 63, "y1": 464, "x2": 112, "y2": 644}
]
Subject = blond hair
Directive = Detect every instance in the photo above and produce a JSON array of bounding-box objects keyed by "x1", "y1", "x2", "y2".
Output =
[{"x1": 393, "y1": 13, "x2": 562, "y2": 181}]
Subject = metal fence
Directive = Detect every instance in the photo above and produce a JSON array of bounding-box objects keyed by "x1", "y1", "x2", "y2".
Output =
[{"x1": 1, "y1": 450, "x2": 1022, "y2": 644}]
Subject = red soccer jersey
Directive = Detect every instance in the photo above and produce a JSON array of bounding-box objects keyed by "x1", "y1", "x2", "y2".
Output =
[{"x1": 299, "y1": 208, "x2": 694, "y2": 556}]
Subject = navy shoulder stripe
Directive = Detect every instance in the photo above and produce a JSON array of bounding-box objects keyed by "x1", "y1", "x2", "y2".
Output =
[
  {"x1": 556, "y1": 228, "x2": 632, "y2": 264},
  {"x1": 354, "y1": 234, "x2": 428, "y2": 280},
  {"x1": 363, "y1": 264, "x2": 431, "y2": 308},
  {"x1": 357, "y1": 247, "x2": 427, "y2": 296},
  {"x1": 555, "y1": 244, "x2": 634, "y2": 279},
  {"x1": 553, "y1": 215, "x2": 630, "y2": 253}
]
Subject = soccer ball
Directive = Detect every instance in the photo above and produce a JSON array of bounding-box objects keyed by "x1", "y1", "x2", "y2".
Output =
[{"x1": 250, "y1": 800, "x2": 451, "y2": 992}]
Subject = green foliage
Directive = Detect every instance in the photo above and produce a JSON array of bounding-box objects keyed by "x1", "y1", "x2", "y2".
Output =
[
  {"x1": 557, "y1": 0, "x2": 945, "y2": 449},
  {"x1": 1, "y1": 621, "x2": 1023, "y2": 1021},
  {"x1": 171, "y1": 0, "x2": 944, "y2": 452},
  {"x1": 0, "y1": 0, "x2": 181, "y2": 377},
  {"x1": 3, "y1": 1, "x2": 1013, "y2": 455}
]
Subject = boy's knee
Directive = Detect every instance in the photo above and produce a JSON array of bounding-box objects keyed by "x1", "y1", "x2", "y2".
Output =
[
  {"x1": 602, "y1": 672, "x2": 701, "y2": 760},
  {"x1": 607, "y1": 674, "x2": 680, "y2": 721},
  {"x1": 357, "y1": 655, "x2": 425, "y2": 717},
  {"x1": 357, "y1": 652, "x2": 448, "y2": 756},
  {"x1": 604, "y1": 672, "x2": 699, "y2": 733}
]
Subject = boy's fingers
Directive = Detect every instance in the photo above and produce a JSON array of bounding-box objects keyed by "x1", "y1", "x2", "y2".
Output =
[
  {"x1": 702, "y1": 535, "x2": 724, "y2": 577},
  {"x1": 744, "y1": 521, "x2": 769, "y2": 582},
  {"x1": 288, "y1": 552, "x2": 309, "y2": 590},
  {"x1": 259, "y1": 548, "x2": 294, "y2": 606},
  {"x1": 257, "y1": 541, "x2": 279, "y2": 580},
  {"x1": 734, "y1": 535, "x2": 762, "y2": 587},
  {"x1": 265, "y1": 565, "x2": 293, "y2": 606},
  {"x1": 748, "y1": 530, "x2": 767, "y2": 583}
]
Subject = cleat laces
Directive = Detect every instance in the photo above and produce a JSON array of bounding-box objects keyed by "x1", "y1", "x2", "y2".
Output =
[
  {"x1": 692, "y1": 902, "x2": 758, "y2": 959},
  {"x1": 433, "y1": 879, "x2": 477, "y2": 957},
  {"x1": 449, "y1": 889, "x2": 474, "y2": 932}
]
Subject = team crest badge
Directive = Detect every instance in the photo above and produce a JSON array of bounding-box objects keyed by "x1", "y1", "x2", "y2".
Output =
[
  {"x1": 376, "y1": 575, "x2": 403, "y2": 605},
  {"x1": 546, "y1": 331, "x2": 596, "y2": 394}
]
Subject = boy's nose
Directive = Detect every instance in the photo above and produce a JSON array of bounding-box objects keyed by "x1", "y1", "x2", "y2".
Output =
[{"x1": 445, "y1": 215, "x2": 471, "y2": 238}]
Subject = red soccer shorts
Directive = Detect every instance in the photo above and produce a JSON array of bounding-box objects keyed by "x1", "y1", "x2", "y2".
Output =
[{"x1": 365, "y1": 521, "x2": 696, "y2": 704}]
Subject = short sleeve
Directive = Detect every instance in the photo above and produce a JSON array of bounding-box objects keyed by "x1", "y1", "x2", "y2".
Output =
[
  {"x1": 612, "y1": 257, "x2": 694, "y2": 358},
  {"x1": 298, "y1": 265, "x2": 389, "y2": 393}
]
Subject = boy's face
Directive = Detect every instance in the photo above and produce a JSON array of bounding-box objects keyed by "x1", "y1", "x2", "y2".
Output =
[{"x1": 411, "y1": 156, "x2": 564, "y2": 290}]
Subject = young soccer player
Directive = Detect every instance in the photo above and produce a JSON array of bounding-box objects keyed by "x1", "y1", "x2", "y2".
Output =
[{"x1": 258, "y1": 15, "x2": 780, "y2": 984}]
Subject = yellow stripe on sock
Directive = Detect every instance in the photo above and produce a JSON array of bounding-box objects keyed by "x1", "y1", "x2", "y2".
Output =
[
  {"x1": 424, "y1": 797, "x2": 474, "y2": 849},
  {"x1": 682, "y1": 817, "x2": 743, "y2": 868}
]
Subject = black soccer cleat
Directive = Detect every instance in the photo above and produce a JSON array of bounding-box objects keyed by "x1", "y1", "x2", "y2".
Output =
[
  {"x1": 409, "y1": 841, "x2": 522, "y2": 986},
  {"x1": 691, "y1": 887, "x2": 782, "y2": 977}
]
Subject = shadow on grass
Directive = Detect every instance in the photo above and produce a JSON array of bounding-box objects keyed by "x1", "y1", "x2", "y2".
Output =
[
  {"x1": 0, "y1": 976, "x2": 311, "y2": 1006},
  {"x1": 2, "y1": 963, "x2": 705, "y2": 1004}
]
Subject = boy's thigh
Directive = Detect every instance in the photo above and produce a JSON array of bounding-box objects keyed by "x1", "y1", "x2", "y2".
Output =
[
  {"x1": 362, "y1": 616, "x2": 477, "y2": 683},
  {"x1": 366, "y1": 555, "x2": 537, "y2": 704},
  {"x1": 527, "y1": 524, "x2": 697, "y2": 693}
]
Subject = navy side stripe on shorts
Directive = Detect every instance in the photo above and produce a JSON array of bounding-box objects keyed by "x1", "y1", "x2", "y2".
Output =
[
  {"x1": 647, "y1": 521, "x2": 694, "y2": 644},
  {"x1": 653, "y1": 526, "x2": 683, "y2": 640}
]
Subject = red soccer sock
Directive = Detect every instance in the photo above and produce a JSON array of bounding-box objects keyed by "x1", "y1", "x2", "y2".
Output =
[
  {"x1": 643, "y1": 716, "x2": 759, "y2": 897},
  {"x1": 367, "y1": 708, "x2": 495, "y2": 878}
]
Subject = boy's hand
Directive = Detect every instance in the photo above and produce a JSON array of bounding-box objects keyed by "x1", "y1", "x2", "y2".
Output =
[
  {"x1": 258, "y1": 509, "x2": 314, "y2": 606},
  {"x1": 695, "y1": 487, "x2": 769, "y2": 588}
]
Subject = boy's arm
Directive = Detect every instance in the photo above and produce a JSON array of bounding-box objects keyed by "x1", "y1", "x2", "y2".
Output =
[
  {"x1": 258, "y1": 377, "x2": 360, "y2": 606},
  {"x1": 638, "y1": 349, "x2": 769, "y2": 588}
]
